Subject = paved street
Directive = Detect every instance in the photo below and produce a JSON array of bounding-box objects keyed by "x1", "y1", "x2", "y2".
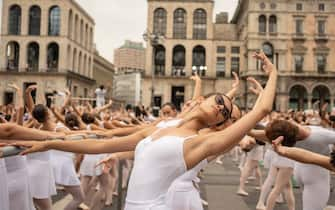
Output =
[
  {"x1": 200, "y1": 157, "x2": 335, "y2": 210},
  {"x1": 52, "y1": 156, "x2": 335, "y2": 210}
]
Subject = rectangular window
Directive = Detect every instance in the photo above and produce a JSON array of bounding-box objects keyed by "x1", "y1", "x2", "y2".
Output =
[
  {"x1": 317, "y1": 20, "x2": 326, "y2": 35},
  {"x1": 231, "y1": 57, "x2": 240, "y2": 76},
  {"x1": 231, "y1": 47, "x2": 240, "y2": 54},
  {"x1": 317, "y1": 55, "x2": 326, "y2": 73},
  {"x1": 216, "y1": 57, "x2": 225, "y2": 77},
  {"x1": 294, "y1": 55, "x2": 304, "y2": 73},
  {"x1": 319, "y1": 4, "x2": 325, "y2": 11},
  {"x1": 296, "y1": 19, "x2": 303, "y2": 34},
  {"x1": 296, "y1": 3, "x2": 303, "y2": 11},
  {"x1": 217, "y1": 46, "x2": 226, "y2": 53}
]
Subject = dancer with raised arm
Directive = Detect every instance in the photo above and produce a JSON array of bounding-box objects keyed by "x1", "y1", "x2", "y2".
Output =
[{"x1": 11, "y1": 51, "x2": 277, "y2": 210}]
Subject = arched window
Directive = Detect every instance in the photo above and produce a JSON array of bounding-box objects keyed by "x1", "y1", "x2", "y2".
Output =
[
  {"x1": 259, "y1": 15, "x2": 266, "y2": 33},
  {"x1": 29, "y1": 6, "x2": 41, "y2": 35},
  {"x1": 263, "y1": 43, "x2": 274, "y2": 62},
  {"x1": 85, "y1": 24, "x2": 88, "y2": 47},
  {"x1": 192, "y1": 45, "x2": 206, "y2": 76},
  {"x1": 48, "y1": 6, "x2": 61, "y2": 36},
  {"x1": 78, "y1": 52, "x2": 82, "y2": 73},
  {"x1": 193, "y1": 9, "x2": 207, "y2": 39},
  {"x1": 68, "y1": 10, "x2": 73, "y2": 38},
  {"x1": 289, "y1": 85, "x2": 308, "y2": 110},
  {"x1": 153, "y1": 8, "x2": 167, "y2": 35},
  {"x1": 74, "y1": 15, "x2": 78, "y2": 41},
  {"x1": 27, "y1": 42, "x2": 39, "y2": 71},
  {"x1": 83, "y1": 54, "x2": 87, "y2": 76},
  {"x1": 73, "y1": 48, "x2": 77, "y2": 71},
  {"x1": 172, "y1": 45, "x2": 186, "y2": 76},
  {"x1": 47, "y1": 42, "x2": 59, "y2": 71},
  {"x1": 154, "y1": 45, "x2": 165, "y2": 75},
  {"x1": 6, "y1": 41, "x2": 20, "y2": 71},
  {"x1": 67, "y1": 45, "x2": 71, "y2": 69},
  {"x1": 8, "y1": 5, "x2": 21, "y2": 35},
  {"x1": 312, "y1": 85, "x2": 330, "y2": 108},
  {"x1": 80, "y1": 19, "x2": 84, "y2": 44},
  {"x1": 269, "y1": 15, "x2": 277, "y2": 33},
  {"x1": 173, "y1": 9, "x2": 187, "y2": 39}
]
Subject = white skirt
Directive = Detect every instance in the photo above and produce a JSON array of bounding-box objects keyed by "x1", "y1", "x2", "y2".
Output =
[
  {"x1": 50, "y1": 150, "x2": 80, "y2": 186},
  {"x1": 272, "y1": 153, "x2": 295, "y2": 168},
  {"x1": 247, "y1": 145, "x2": 264, "y2": 161},
  {"x1": 79, "y1": 154, "x2": 104, "y2": 177},
  {"x1": 26, "y1": 153, "x2": 57, "y2": 198},
  {"x1": 5, "y1": 156, "x2": 35, "y2": 210},
  {"x1": 0, "y1": 159, "x2": 9, "y2": 210},
  {"x1": 263, "y1": 149, "x2": 276, "y2": 169},
  {"x1": 165, "y1": 182, "x2": 203, "y2": 210}
]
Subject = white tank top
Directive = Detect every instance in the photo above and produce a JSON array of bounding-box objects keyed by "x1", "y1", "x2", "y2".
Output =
[{"x1": 125, "y1": 134, "x2": 196, "y2": 205}]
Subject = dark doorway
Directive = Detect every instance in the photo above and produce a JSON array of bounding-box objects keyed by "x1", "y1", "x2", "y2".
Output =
[
  {"x1": 4, "y1": 92, "x2": 14, "y2": 105},
  {"x1": 154, "y1": 96, "x2": 162, "y2": 108},
  {"x1": 24, "y1": 82, "x2": 37, "y2": 104},
  {"x1": 171, "y1": 86, "x2": 184, "y2": 111},
  {"x1": 45, "y1": 93, "x2": 53, "y2": 108}
]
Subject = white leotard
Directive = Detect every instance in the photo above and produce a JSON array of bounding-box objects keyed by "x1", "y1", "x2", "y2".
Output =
[
  {"x1": 50, "y1": 122, "x2": 80, "y2": 186},
  {"x1": 125, "y1": 134, "x2": 196, "y2": 210},
  {"x1": 0, "y1": 159, "x2": 9, "y2": 210},
  {"x1": 165, "y1": 159, "x2": 208, "y2": 210},
  {"x1": 5, "y1": 156, "x2": 35, "y2": 210}
]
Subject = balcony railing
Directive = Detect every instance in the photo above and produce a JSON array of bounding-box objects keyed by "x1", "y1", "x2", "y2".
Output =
[
  {"x1": 292, "y1": 33, "x2": 306, "y2": 41},
  {"x1": 172, "y1": 67, "x2": 186, "y2": 77}
]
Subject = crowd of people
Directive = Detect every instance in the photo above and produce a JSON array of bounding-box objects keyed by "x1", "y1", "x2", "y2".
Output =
[{"x1": 0, "y1": 51, "x2": 334, "y2": 210}]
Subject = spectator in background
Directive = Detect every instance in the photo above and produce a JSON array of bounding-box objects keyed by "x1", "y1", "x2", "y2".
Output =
[{"x1": 95, "y1": 85, "x2": 106, "y2": 107}]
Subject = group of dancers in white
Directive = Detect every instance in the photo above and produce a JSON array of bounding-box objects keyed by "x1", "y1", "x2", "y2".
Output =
[{"x1": 1, "y1": 51, "x2": 335, "y2": 210}]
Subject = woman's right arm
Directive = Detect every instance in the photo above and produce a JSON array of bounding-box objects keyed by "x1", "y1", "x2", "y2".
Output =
[
  {"x1": 184, "y1": 52, "x2": 278, "y2": 169},
  {"x1": 13, "y1": 125, "x2": 157, "y2": 155},
  {"x1": 273, "y1": 140, "x2": 335, "y2": 171}
]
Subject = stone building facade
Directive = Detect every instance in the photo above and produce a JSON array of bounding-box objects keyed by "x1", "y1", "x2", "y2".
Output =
[
  {"x1": 114, "y1": 40, "x2": 146, "y2": 73},
  {"x1": 144, "y1": 0, "x2": 335, "y2": 111},
  {"x1": 0, "y1": 0, "x2": 95, "y2": 105}
]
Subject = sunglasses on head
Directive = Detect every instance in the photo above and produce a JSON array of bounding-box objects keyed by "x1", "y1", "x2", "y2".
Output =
[{"x1": 215, "y1": 94, "x2": 232, "y2": 124}]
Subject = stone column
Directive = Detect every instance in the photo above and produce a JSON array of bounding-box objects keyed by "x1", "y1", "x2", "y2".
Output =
[
  {"x1": 307, "y1": 95, "x2": 313, "y2": 110},
  {"x1": 165, "y1": 45, "x2": 172, "y2": 76}
]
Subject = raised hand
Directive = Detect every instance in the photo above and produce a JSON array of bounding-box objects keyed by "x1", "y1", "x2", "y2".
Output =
[
  {"x1": 272, "y1": 136, "x2": 287, "y2": 156},
  {"x1": 247, "y1": 77, "x2": 263, "y2": 96},
  {"x1": 253, "y1": 51, "x2": 275, "y2": 75},
  {"x1": 96, "y1": 154, "x2": 118, "y2": 173},
  {"x1": 8, "y1": 83, "x2": 20, "y2": 92},
  {"x1": 190, "y1": 72, "x2": 201, "y2": 81},
  {"x1": 231, "y1": 72, "x2": 240, "y2": 89},
  {"x1": 26, "y1": 84, "x2": 37, "y2": 93}
]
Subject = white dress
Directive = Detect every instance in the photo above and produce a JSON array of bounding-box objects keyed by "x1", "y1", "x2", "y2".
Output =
[
  {"x1": 0, "y1": 159, "x2": 9, "y2": 210},
  {"x1": 26, "y1": 151, "x2": 56, "y2": 199},
  {"x1": 50, "y1": 123, "x2": 80, "y2": 186},
  {"x1": 79, "y1": 124, "x2": 105, "y2": 177},
  {"x1": 165, "y1": 159, "x2": 208, "y2": 210},
  {"x1": 125, "y1": 134, "x2": 196, "y2": 210},
  {"x1": 5, "y1": 156, "x2": 35, "y2": 210}
]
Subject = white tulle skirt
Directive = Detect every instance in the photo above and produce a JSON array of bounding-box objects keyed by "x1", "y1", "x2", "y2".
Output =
[{"x1": 0, "y1": 159, "x2": 9, "y2": 210}]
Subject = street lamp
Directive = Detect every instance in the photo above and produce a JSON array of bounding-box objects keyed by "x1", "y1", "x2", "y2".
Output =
[
  {"x1": 143, "y1": 30, "x2": 165, "y2": 107},
  {"x1": 192, "y1": 65, "x2": 207, "y2": 76}
]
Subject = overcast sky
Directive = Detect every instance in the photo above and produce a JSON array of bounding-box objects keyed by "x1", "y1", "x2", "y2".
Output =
[{"x1": 0, "y1": 0, "x2": 239, "y2": 62}]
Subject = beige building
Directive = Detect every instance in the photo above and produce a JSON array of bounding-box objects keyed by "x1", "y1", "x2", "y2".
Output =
[
  {"x1": 114, "y1": 40, "x2": 145, "y2": 73},
  {"x1": 0, "y1": 0, "x2": 95, "y2": 105},
  {"x1": 93, "y1": 50, "x2": 115, "y2": 99},
  {"x1": 144, "y1": 0, "x2": 335, "y2": 111}
]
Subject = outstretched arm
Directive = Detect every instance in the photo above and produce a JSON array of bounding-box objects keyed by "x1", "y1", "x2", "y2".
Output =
[
  {"x1": 25, "y1": 84, "x2": 37, "y2": 113},
  {"x1": 273, "y1": 138, "x2": 335, "y2": 171},
  {"x1": 12, "y1": 125, "x2": 157, "y2": 155},
  {"x1": 226, "y1": 72, "x2": 240, "y2": 99},
  {"x1": 0, "y1": 123, "x2": 64, "y2": 140},
  {"x1": 184, "y1": 52, "x2": 278, "y2": 169},
  {"x1": 191, "y1": 73, "x2": 202, "y2": 100}
]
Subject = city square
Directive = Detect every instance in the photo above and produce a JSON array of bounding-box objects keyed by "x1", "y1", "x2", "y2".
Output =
[{"x1": 1, "y1": 0, "x2": 335, "y2": 210}]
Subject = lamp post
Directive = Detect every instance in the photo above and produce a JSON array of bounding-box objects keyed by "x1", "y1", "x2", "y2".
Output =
[
  {"x1": 192, "y1": 65, "x2": 207, "y2": 77},
  {"x1": 143, "y1": 30, "x2": 165, "y2": 107}
]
